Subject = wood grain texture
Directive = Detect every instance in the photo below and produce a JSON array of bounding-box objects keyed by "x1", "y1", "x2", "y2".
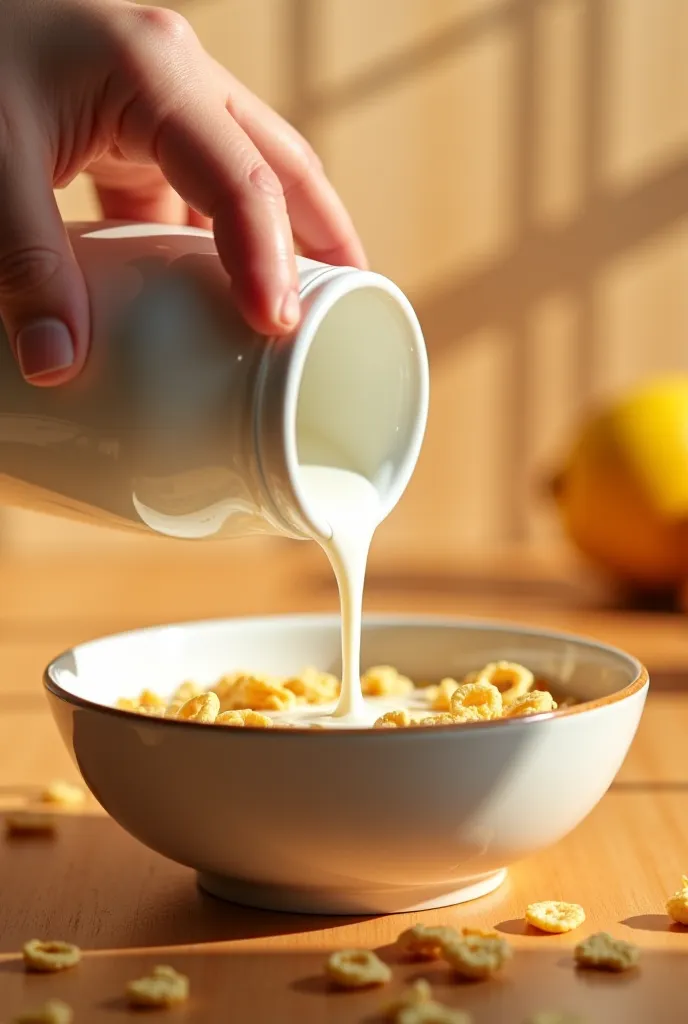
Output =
[{"x1": 0, "y1": 548, "x2": 686, "y2": 1021}]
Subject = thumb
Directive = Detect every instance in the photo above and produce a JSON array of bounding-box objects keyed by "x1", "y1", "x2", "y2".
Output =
[{"x1": 0, "y1": 144, "x2": 89, "y2": 386}]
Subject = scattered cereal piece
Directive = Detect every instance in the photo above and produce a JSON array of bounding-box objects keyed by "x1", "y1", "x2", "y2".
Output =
[
  {"x1": 397, "y1": 924, "x2": 459, "y2": 960},
  {"x1": 138, "y1": 689, "x2": 165, "y2": 709},
  {"x1": 362, "y1": 666, "x2": 414, "y2": 698},
  {"x1": 524, "y1": 1014, "x2": 585, "y2": 1024},
  {"x1": 218, "y1": 675, "x2": 296, "y2": 712},
  {"x1": 474, "y1": 661, "x2": 534, "y2": 705},
  {"x1": 172, "y1": 681, "x2": 202, "y2": 703},
  {"x1": 384, "y1": 978, "x2": 433, "y2": 1017},
  {"x1": 126, "y1": 964, "x2": 189, "y2": 1007},
  {"x1": 176, "y1": 691, "x2": 220, "y2": 724},
  {"x1": 325, "y1": 949, "x2": 392, "y2": 989},
  {"x1": 396, "y1": 997, "x2": 472, "y2": 1024},
  {"x1": 40, "y1": 780, "x2": 84, "y2": 808},
  {"x1": 215, "y1": 709, "x2": 273, "y2": 728},
  {"x1": 5, "y1": 813, "x2": 56, "y2": 837},
  {"x1": 525, "y1": 901, "x2": 586, "y2": 934},
  {"x1": 573, "y1": 932, "x2": 639, "y2": 972},
  {"x1": 504, "y1": 691, "x2": 557, "y2": 718},
  {"x1": 22, "y1": 940, "x2": 82, "y2": 973},
  {"x1": 12, "y1": 999, "x2": 73, "y2": 1024},
  {"x1": 666, "y1": 875, "x2": 688, "y2": 925},
  {"x1": 374, "y1": 709, "x2": 412, "y2": 729},
  {"x1": 450, "y1": 680, "x2": 503, "y2": 723},
  {"x1": 441, "y1": 932, "x2": 512, "y2": 979},
  {"x1": 427, "y1": 679, "x2": 460, "y2": 711},
  {"x1": 283, "y1": 667, "x2": 339, "y2": 704}
]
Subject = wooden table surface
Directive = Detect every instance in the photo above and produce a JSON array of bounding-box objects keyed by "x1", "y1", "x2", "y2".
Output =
[{"x1": 1, "y1": 540, "x2": 687, "y2": 1023}]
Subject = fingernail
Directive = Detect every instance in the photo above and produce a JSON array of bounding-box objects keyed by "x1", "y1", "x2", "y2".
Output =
[
  {"x1": 279, "y1": 290, "x2": 300, "y2": 329},
  {"x1": 16, "y1": 319, "x2": 75, "y2": 380}
]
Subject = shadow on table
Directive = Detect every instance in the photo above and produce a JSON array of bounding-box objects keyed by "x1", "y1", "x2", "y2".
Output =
[{"x1": 0, "y1": 813, "x2": 374, "y2": 952}]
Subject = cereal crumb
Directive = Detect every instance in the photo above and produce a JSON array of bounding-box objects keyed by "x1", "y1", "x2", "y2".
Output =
[
  {"x1": 12, "y1": 999, "x2": 73, "y2": 1024},
  {"x1": 6, "y1": 813, "x2": 56, "y2": 837},
  {"x1": 441, "y1": 932, "x2": 512, "y2": 979},
  {"x1": 384, "y1": 978, "x2": 433, "y2": 1017},
  {"x1": 374, "y1": 709, "x2": 412, "y2": 729},
  {"x1": 396, "y1": 998, "x2": 472, "y2": 1024},
  {"x1": 525, "y1": 901, "x2": 586, "y2": 934},
  {"x1": 504, "y1": 691, "x2": 557, "y2": 717},
  {"x1": 176, "y1": 691, "x2": 220, "y2": 724},
  {"x1": 450, "y1": 680, "x2": 503, "y2": 722},
  {"x1": 40, "y1": 780, "x2": 84, "y2": 808},
  {"x1": 22, "y1": 940, "x2": 82, "y2": 973},
  {"x1": 666, "y1": 875, "x2": 688, "y2": 925},
  {"x1": 126, "y1": 964, "x2": 189, "y2": 1007},
  {"x1": 474, "y1": 661, "x2": 534, "y2": 705},
  {"x1": 574, "y1": 932, "x2": 639, "y2": 972},
  {"x1": 362, "y1": 666, "x2": 414, "y2": 698},
  {"x1": 215, "y1": 709, "x2": 273, "y2": 728},
  {"x1": 397, "y1": 924, "x2": 459, "y2": 960},
  {"x1": 325, "y1": 949, "x2": 392, "y2": 989}
]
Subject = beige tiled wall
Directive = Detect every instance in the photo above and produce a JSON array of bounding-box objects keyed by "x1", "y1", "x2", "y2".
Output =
[{"x1": 5, "y1": 0, "x2": 688, "y2": 557}]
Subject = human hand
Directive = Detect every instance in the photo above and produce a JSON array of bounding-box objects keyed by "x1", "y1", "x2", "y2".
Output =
[{"x1": 0, "y1": 0, "x2": 366, "y2": 384}]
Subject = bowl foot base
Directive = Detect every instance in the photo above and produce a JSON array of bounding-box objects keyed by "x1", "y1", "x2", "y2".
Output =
[{"x1": 197, "y1": 867, "x2": 507, "y2": 916}]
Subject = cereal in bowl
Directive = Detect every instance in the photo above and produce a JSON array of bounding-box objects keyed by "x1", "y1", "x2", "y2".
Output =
[
  {"x1": 325, "y1": 949, "x2": 392, "y2": 989},
  {"x1": 115, "y1": 660, "x2": 568, "y2": 730}
]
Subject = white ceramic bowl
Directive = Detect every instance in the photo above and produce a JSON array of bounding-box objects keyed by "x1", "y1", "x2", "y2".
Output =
[{"x1": 44, "y1": 614, "x2": 647, "y2": 916}]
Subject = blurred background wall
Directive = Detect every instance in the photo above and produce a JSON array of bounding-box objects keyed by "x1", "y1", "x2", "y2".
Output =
[{"x1": 6, "y1": 0, "x2": 688, "y2": 562}]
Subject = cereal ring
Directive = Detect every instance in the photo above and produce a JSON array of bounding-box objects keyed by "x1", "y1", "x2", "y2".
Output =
[
  {"x1": 504, "y1": 691, "x2": 557, "y2": 718},
  {"x1": 284, "y1": 667, "x2": 339, "y2": 704},
  {"x1": 22, "y1": 940, "x2": 82, "y2": 973},
  {"x1": 573, "y1": 932, "x2": 639, "y2": 972},
  {"x1": 397, "y1": 924, "x2": 459, "y2": 960},
  {"x1": 218, "y1": 675, "x2": 296, "y2": 713},
  {"x1": 426, "y1": 678, "x2": 459, "y2": 712},
  {"x1": 525, "y1": 901, "x2": 586, "y2": 934},
  {"x1": 384, "y1": 978, "x2": 433, "y2": 1017},
  {"x1": 325, "y1": 949, "x2": 392, "y2": 989},
  {"x1": 215, "y1": 710, "x2": 273, "y2": 728},
  {"x1": 450, "y1": 680, "x2": 503, "y2": 722},
  {"x1": 666, "y1": 875, "x2": 688, "y2": 925},
  {"x1": 12, "y1": 999, "x2": 73, "y2": 1024},
  {"x1": 40, "y1": 780, "x2": 84, "y2": 807},
  {"x1": 441, "y1": 933, "x2": 511, "y2": 979},
  {"x1": 374, "y1": 709, "x2": 412, "y2": 729},
  {"x1": 126, "y1": 964, "x2": 189, "y2": 1007},
  {"x1": 362, "y1": 666, "x2": 414, "y2": 698},
  {"x1": 5, "y1": 813, "x2": 56, "y2": 837},
  {"x1": 397, "y1": 1002, "x2": 472, "y2": 1024},
  {"x1": 474, "y1": 661, "x2": 534, "y2": 705},
  {"x1": 176, "y1": 691, "x2": 220, "y2": 723}
]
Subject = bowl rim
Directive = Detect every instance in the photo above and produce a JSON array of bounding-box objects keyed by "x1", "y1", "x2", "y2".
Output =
[{"x1": 43, "y1": 612, "x2": 649, "y2": 736}]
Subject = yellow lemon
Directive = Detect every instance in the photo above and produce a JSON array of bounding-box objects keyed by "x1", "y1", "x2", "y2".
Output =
[{"x1": 551, "y1": 377, "x2": 688, "y2": 588}]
